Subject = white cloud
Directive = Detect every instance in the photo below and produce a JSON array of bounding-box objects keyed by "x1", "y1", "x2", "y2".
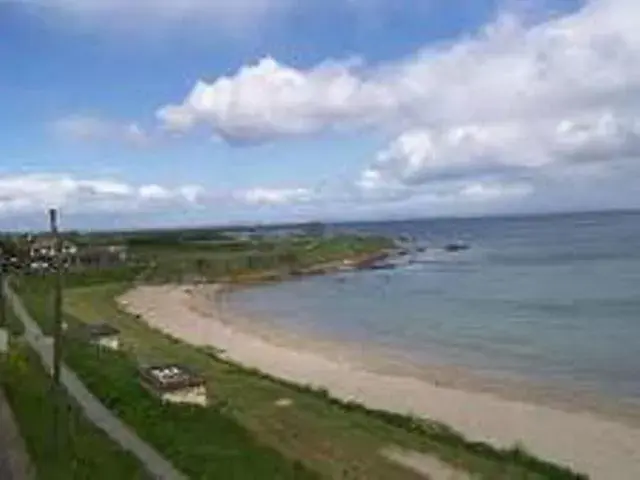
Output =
[
  {"x1": 161, "y1": 0, "x2": 640, "y2": 134},
  {"x1": 52, "y1": 115, "x2": 150, "y2": 146},
  {"x1": 157, "y1": 57, "x2": 393, "y2": 142},
  {"x1": 138, "y1": 184, "x2": 173, "y2": 201},
  {"x1": 0, "y1": 174, "x2": 203, "y2": 216},
  {"x1": 361, "y1": 110, "x2": 640, "y2": 195},
  {"x1": 235, "y1": 187, "x2": 315, "y2": 206},
  {"x1": 157, "y1": 0, "x2": 640, "y2": 173},
  {"x1": 0, "y1": 173, "x2": 320, "y2": 220},
  {"x1": 163, "y1": 0, "x2": 640, "y2": 210},
  {"x1": 23, "y1": 0, "x2": 640, "y2": 218}
]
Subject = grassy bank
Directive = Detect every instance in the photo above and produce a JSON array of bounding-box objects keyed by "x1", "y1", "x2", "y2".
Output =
[
  {"x1": 14, "y1": 273, "x2": 587, "y2": 479},
  {"x1": 64, "y1": 340, "x2": 317, "y2": 479},
  {"x1": 0, "y1": 338, "x2": 147, "y2": 479},
  {"x1": 13, "y1": 279, "x2": 319, "y2": 479}
]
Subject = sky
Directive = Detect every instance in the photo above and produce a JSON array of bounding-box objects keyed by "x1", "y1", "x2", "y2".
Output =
[{"x1": 1, "y1": 0, "x2": 639, "y2": 229}]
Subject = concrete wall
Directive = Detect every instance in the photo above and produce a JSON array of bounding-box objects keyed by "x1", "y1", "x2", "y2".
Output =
[{"x1": 161, "y1": 386, "x2": 208, "y2": 407}]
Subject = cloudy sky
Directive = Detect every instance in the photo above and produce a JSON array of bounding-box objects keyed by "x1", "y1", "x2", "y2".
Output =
[{"x1": 1, "y1": 0, "x2": 639, "y2": 229}]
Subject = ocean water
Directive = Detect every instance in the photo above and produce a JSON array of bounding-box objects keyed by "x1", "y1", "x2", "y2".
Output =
[{"x1": 228, "y1": 211, "x2": 640, "y2": 399}]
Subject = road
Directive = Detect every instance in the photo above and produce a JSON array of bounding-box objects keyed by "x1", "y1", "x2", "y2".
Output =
[{"x1": 6, "y1": 286, "x2": 188, "y2": 480}]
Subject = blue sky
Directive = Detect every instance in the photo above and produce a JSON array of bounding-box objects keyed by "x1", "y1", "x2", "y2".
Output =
[{"x1": 1, "y1": 0, "x2": 639, "y2": 229}]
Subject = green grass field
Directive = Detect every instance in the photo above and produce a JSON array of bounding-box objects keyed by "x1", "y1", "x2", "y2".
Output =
[
  {"x1": 0, "y1": 339, "x2": 147, "y2": 479},
  {"x1": 11, "y1": 275, "x2": 587, "y2": 480}
]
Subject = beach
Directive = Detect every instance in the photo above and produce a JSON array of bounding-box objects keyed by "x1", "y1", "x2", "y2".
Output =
[{"x1": 120, "y1": 284, "x2": 640, "y2": 480}]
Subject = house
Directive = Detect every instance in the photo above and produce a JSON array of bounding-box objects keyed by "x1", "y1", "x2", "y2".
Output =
[
  {"x1": 80, "y1": 323, "x2": 121, "y2": 350},
  {"x1": 139, "y1": 364, "x2": 208, "y2": 406},
  {"x1": 29, "y1": 237, "x2": 78, "y2": 259}
]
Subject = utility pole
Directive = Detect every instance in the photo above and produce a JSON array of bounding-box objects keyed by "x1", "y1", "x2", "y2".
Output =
[
  {"x1": 49, "y1": 209, "x2": 65, "y2": 456},
  {"x1": 0, "y1": 245, "x2": 7, "y2": 355},
  {"x1": 50, "y1": 208, "x2": 63, "y2": 387},
  {"x1": 0, "y1": 248, "x2": 5, "y2": 329}
]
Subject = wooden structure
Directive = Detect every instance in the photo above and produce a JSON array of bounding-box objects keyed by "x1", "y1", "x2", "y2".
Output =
[{"x1": 139, "y1": 364, "x2": 208, "y2": 406}]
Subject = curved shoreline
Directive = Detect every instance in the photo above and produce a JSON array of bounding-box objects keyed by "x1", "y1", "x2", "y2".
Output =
[
  {"x1": 194, "y1": 283, "x2": 640, "y2": 425},
  {"x1": 120, "y1": 284, "x2": 640, "y2": 479}
]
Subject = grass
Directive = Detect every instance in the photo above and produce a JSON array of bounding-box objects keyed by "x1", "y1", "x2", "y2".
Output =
[
  {"x1": 16, "y1": 273, "x2": 589, "y2": 480},
  {"x1": 13, "y1": 279, "x2": 320, "y2": 479},
  {"x1": 129, "y1": 234, "x2": 395, "y2": 284},
  {"x1": 0, "y1": 339, "x2": 148, "y2": 479},
  {"x1": 64, "y1": 340, "x2": 318, "y2": 480}
]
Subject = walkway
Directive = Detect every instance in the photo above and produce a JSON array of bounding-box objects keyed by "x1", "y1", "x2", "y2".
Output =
[{"x1": 6, "y1": 287, "x2": 188, "y2": 480}]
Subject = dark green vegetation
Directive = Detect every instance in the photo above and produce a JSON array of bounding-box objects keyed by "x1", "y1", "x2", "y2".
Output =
[
  {"x1": 13, "y1": 270, "x2": 588, "y2": 480},
  {"x1": 128, "y1": 233, "x2": 394, "y2": 284},
  {"x1": 0, "y1": 339, "x2": 147, "y2": 479}
]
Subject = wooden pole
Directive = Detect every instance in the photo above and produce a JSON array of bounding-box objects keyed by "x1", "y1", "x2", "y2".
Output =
[
  {"x1": 0, "y1": 247, "x2": 7, "y2": 356},
  {"x1": 48, "y1": 209, "x2": 65, "y2": 457},
  {"x1": 0, "y1": 252, "x2": 5, "y2": 330},
  {"x1": 50, "y1": 208, "x2": 63, "y2": 388}
]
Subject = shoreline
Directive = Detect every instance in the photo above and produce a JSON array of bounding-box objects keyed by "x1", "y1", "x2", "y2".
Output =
[
  {"x1": 193, "y1": 283, "x2": 640, "y2": 425},
  {"x1": 120, "y1": 283, "x2": 640, "y2": 479}
]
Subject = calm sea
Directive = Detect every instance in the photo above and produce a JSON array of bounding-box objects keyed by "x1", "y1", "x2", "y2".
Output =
[{"x1": 229, "y1": 211, "x2": 640, "y2": 399}]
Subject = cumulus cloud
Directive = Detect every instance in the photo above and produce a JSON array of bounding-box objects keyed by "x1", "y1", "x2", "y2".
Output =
[
  {"x1": 160, "y1": 0, "x2": 640, "y2": 135},
  {"x1": 162, "y1": 0, "x2": 640, "y2": 210},
  {"x1": 52, "y1": 115, "x2": 150, "y2": 146},
  {"x1": 360, "y1": 111, "x2": 640, "y2": 191},
  {"x1": 0, "y1": 174, "x2": 203, "y2": 216},
  {"x1": 157, "y1": 0, "x2": 640, "y2": 198},
  {"x1": 25, "y1": 0, "x2": 640, "y2": 217},
  {"x1": 157, "y1": 57, "x2": 394, "y2": 142}
]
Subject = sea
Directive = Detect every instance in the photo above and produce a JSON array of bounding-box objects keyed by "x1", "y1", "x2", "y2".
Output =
[{"x1": 228, "y1": 211, "x2": 640, "y2": 400}]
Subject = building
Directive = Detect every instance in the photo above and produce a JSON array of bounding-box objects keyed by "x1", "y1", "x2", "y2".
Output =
[
  {"x1": 80, "y1": 323, "x2": 121, "y2": 350},
  {"x1": 29, "y1": 237, "x2": 78, "y2": 259},
  {"x1": 139, "y1": 364, "x2": 208, "y2": 406}
]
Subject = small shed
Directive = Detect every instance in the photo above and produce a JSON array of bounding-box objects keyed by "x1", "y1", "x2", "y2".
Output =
[
  {"x1": 81, "y1": 323, "x2": 121, "y2": 351},
  {"x1": 139, "y1": 364, "x2": 208, "y2": 407}
]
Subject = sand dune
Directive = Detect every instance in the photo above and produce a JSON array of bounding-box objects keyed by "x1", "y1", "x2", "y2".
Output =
[{"x1": 120, "y1": 284, "x2": 640, "y2": 480}]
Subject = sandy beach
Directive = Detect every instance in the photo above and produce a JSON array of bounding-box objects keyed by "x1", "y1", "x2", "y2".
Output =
[{"x1": 120, "y1": 284, "x2": 640, "y2": 479}]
